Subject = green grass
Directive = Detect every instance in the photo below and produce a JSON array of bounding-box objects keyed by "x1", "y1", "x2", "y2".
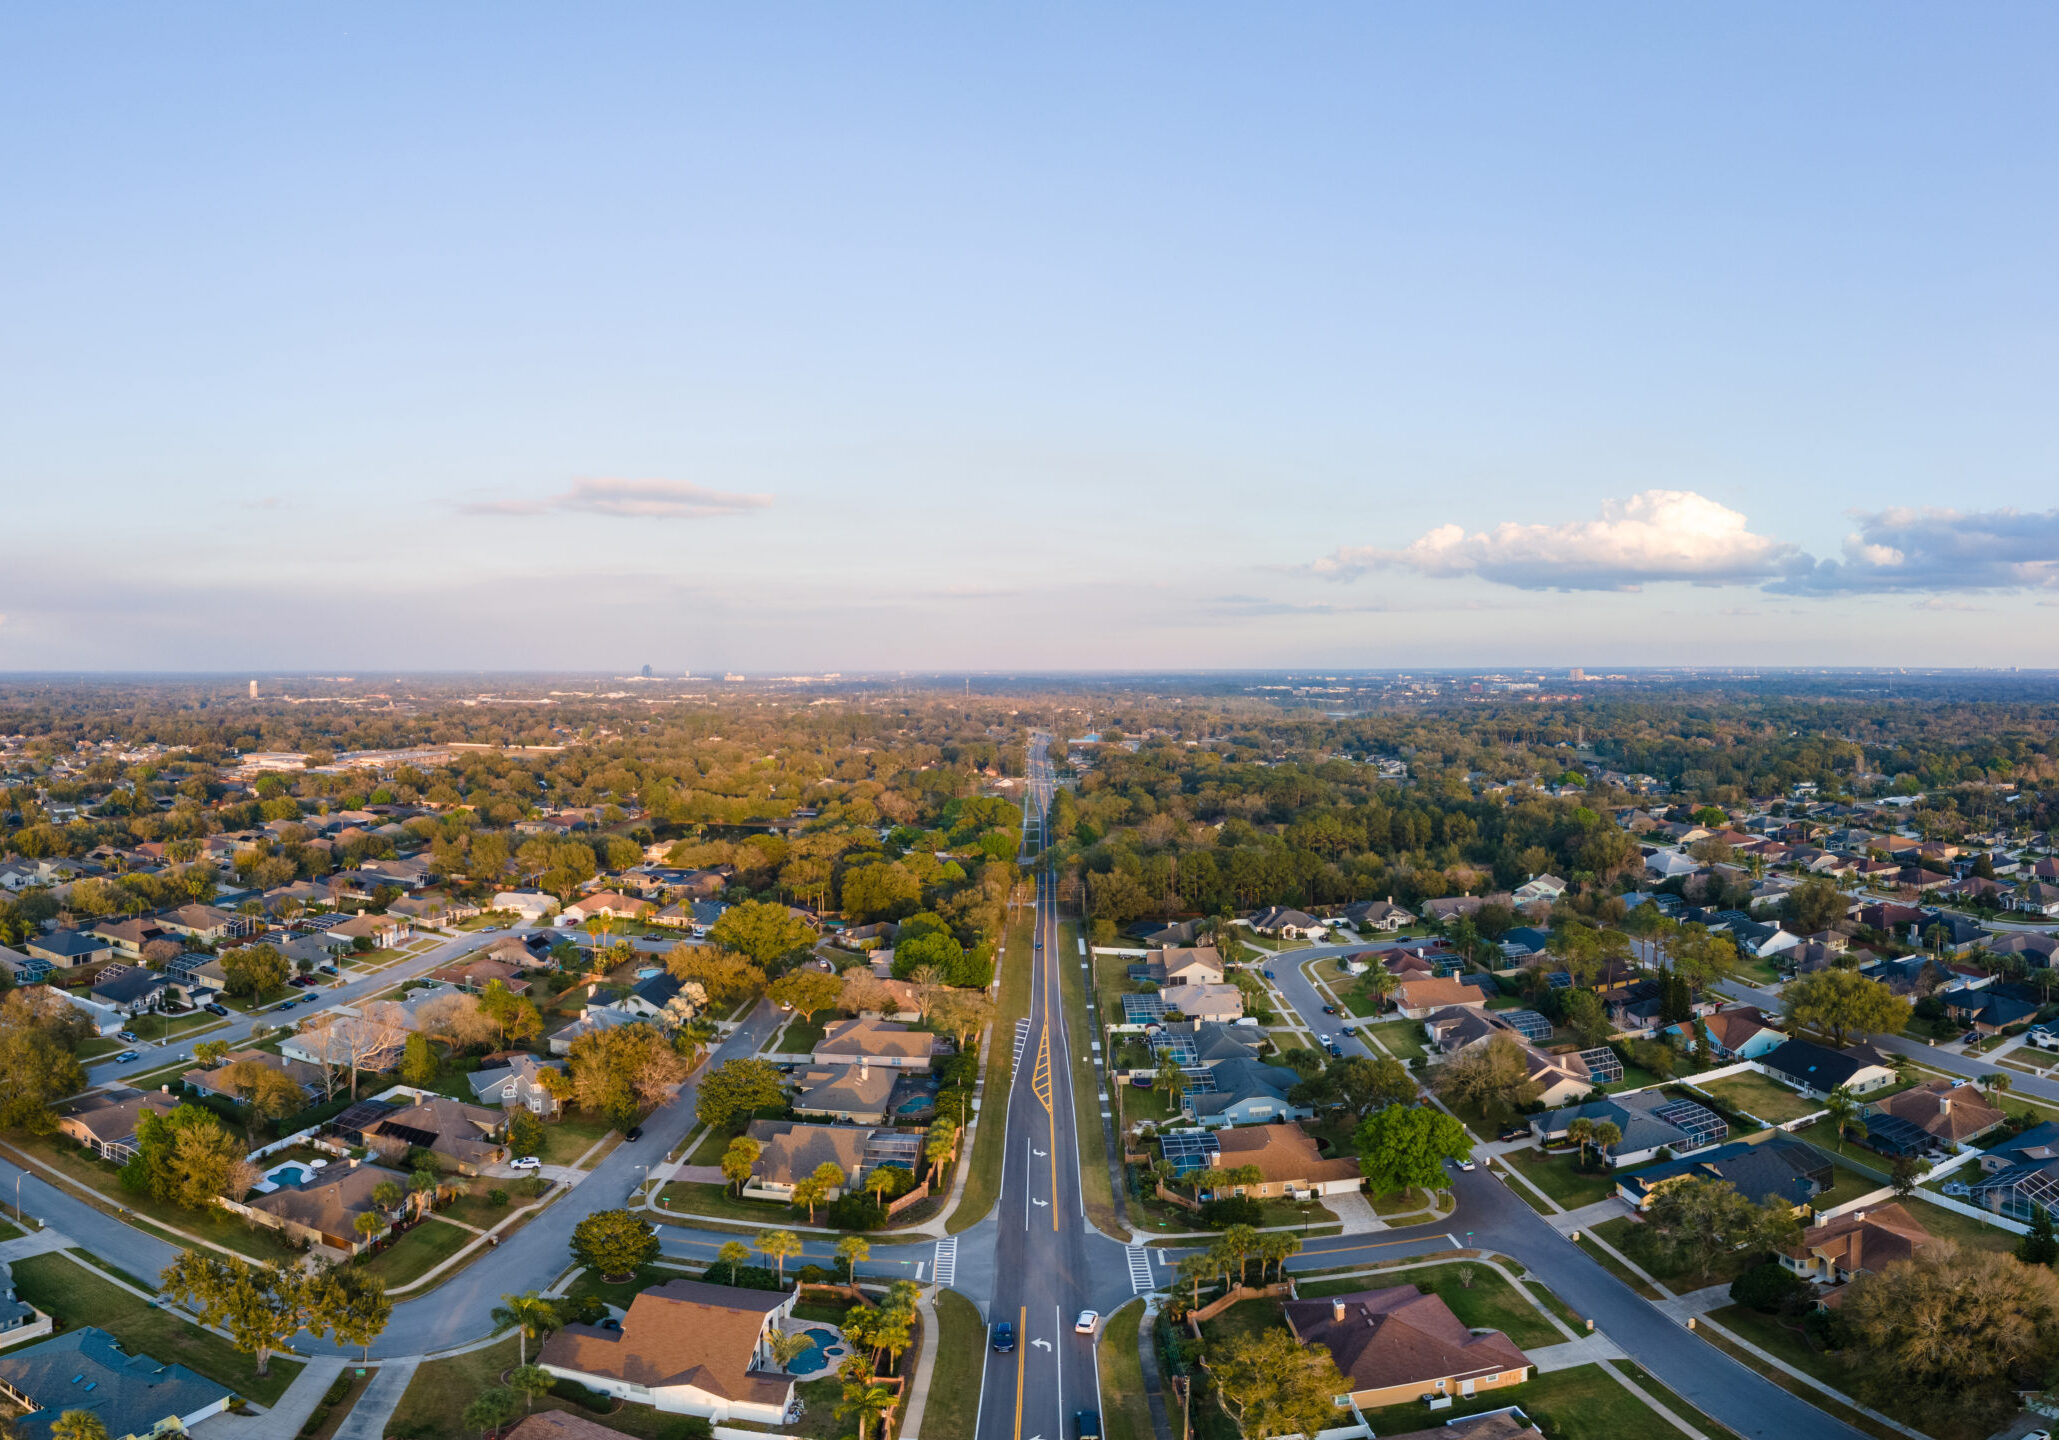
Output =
[
  {"x1": 1592, "y1": 1216, "x2": 1760, "y2": 1290},
  {"x1": 1501, "y1": 1147, "x2": 1629, "y2": 1210},
  {"x1": 922, "y1": 1288, "x2": 986, "y2": 1439},
  {"x1": 1293, "y1": 1263, "x2": 1562, "y2": 1348},
  {"x1": 1365, "y1": 1020, "x2": 1427, "y2": 1062},
  {"x1": 1691, "y1": 1323, "x2": 1902, "y2": 1440},
  {"x1": 1369, "y1": 1186, "x2": 1433, "y2": 1216},
  {"x1": 660, "y1": 1180, "x2": 809, "y2": 1227},
  {"x1": 1353, "y1": 1362, "x2": 1687, "y2": 1440},
  {"x1": 1698, "y1": 1071, "x2": 1822, "y2": 1125},
  {"x1": 948, "y1": 890, "x2": 1036, "y2": 1234},
  {"x1": 1057, "y1": 918, "x2": 1122, "y2": 1235},
  {"x1": 354, "y1": 1216, "x2": 474, "y2": 1287},
  {"x1": 1806, "y1": 1156, "x2": 1889, "y2": 1212},
  {"x1": 388, "y1": 1335, "x2": 520, "y2": 1439},
  {"x1": 1097, "y1": 1298, "x2": 1153, "y2": 1440},
  {"x1": 1120, "y1": 1082, "x2": 1181, "y2": 1128},
  {"x1": 536, "y1": 1110, "x2": 618, "y2": 1166},
  {"x1": 770, "y1": 1014, "x2": 830, "y2": 1055},
  {"x1": 1197, "y1": 1297, "x2": 1286, "y2": 1349},
  {"x1": 1617, "y1": 1361, "x2": 1745, "y2": 1440},
  {"x1": 11, "y1": 1251, "x2": 305, "y2": 1407},
  {"x1": 78, "y1": 1035, "x2": 126, "y2": 1059},
  {"x1": 1573, "y1": 1232, "x2": 1663, "y2": 1299},
  {"x1": 1312, "y1": 960, "x2": 1384, "y2": 1017},
  {"x1": 1900, "y1": 1196, "x2": 2018, "y2": 1253}
]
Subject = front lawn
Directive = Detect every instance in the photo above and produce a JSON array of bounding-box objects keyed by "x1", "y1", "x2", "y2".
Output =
[
  {"x1": 1500, "y1": 1148, "x2": 1629, "y2": 1210},
  {"x1": 1353, "y1": 1362, "x2": 1687, "y2": 1440},
  {"x1": 922, "y1": 1288, "x2": 986, "y2": 1440},
  {"x1": 1365, "y1": 1020, "x2": 1426, "y2": 1062},
  {"x1": 536, "y1": 1110, "x2": 619, "y2": 1167},
  {"x1": 11, "y1": 1251, "x2": 305, "y2": 1407},
  {"x1": 770, "y1": 1014, "x2": 830, "y2": 1055},
  {"x1": 1294, "y1": 1262, "x2": 1562, "y2": 1348},
  {"x1": 660, "y1": 1180, "x2": 807, "y2": 1227},
  {"x1": 1592, "y1": 1215, "x2": 1763, "y2": 1290},
  {"x1": 354, "y1": 1216, "x2": 474, "y2": 1287},
  {"x1": 1697, "y1": 1072, "x2": 1820, "y2": 1125},
  {"x1": 4, "y1": 1136, "x2": 303, "y2": 1263},
  {"x1": 389, "y1": 1335, "x2": 520, "y2": 1439}
]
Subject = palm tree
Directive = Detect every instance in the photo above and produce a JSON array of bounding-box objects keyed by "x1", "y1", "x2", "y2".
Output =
[
  {"x1": 1173, "y1": 1254, "x2": 1212, "y2": 1311},
  {"x1": 508, "y1": 1363, "x2": 554, "y2": 1414},
  {"x1": 767, "y1": 1328, "x2": 816, "y2": 1373},
  {"x1": 1981, "y1": 1071, "x2": 2013, "y2": 1099},
  {"x1": 837, "y1": 1235, "x2": 871, "y2": 1283},
  {"x1": 1357, "y1": 967, "x2": 1400, "y2": 1015},
  {"x1": 1259, "y1": 1230, "x2": 1300, "y2": 1282},
  {"x1": 410, "y1": 1167, "x2": 441, "y2": 1220},
  {"x1": 1220, "y1": 1223, "x2": 1260, "y2": 1287},
  {"x1": 837, "y1": 1379, "x2": 899, "y2": 1440},
  {"x1": 756, "y1": 1229, "x2": 804, "y2": 1285},
  {"x1": 1565, "y1": 1116, "x2": 1596, "y2": 1170},
  {"x1": 1153, "y1": 1058, "x2": 1190, "y2": 1114},
  {"x1": 353, "y1": 1212, "x2": 383, "y2": 1248},
  {"x1": 50, "y1": 1412, "x2": 111, "y2": 1440},
  {"x1": 1822, "y1": 1085, "x2": 1861, "y2": 1154},
  {"x1": 492, "y1": 1291, "x2": 562, "y2": 1367},
  {"x1": 718, "y1": 1240, "x2": 751, "y2": 1285},
  {"x1": 372, "y1": 1179, "x2": 404, "y2": 1216},
  {"x1": 1589, "y1": 1120, "x2": 1622, "y2": 1165}
]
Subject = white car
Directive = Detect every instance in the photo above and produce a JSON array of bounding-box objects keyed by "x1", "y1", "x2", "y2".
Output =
[
  {"x1": 1457, "y1": 1158, "x2": 1477, "y2": 1172},
  {"x1": 509, "y1": 1156, "x2": 543, "y2": 1170},
  {"x1": 1074, "y1": 1311, "x2": 1098, "y2": 1335}
]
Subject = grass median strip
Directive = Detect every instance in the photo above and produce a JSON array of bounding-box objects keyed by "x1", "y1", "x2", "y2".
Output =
[
  {"x1": 1057, "y1": 916, "x2": 1122, "y2": 1235},
  {"x1": 948, "y1": 889, "x2": 1036, "y2": 1234},
  {"x1": 921, "y1": 1288, "x2": 986, "y2": 1439}
]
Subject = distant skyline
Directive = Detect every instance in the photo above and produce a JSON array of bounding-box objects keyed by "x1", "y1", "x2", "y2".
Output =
[{"x1": 4, "y1": 7, "x2": 2057, "y2": 671}]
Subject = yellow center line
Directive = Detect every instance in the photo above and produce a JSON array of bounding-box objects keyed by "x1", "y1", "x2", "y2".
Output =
[{"x1": 1012, "y1": 1302, "x2": 1027, "y2": 1440}]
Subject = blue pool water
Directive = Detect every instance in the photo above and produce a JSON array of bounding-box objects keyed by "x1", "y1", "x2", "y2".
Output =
[
  {"x1": 894, "y1": 1096, "x2": 934, "y2": 1115},
  {"x1": 271, "y1": 1165, "x2": 310, "y2": 1186},
  {"x1": 785, "y1": 1328, "x2": 845, "y2": 1375}
]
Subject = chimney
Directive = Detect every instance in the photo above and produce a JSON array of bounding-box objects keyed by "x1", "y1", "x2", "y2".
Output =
[
  {"x1": 1331, "y1": 1299, "x2": 1346, "y2": 1323},
  {"x1": 860, "y1": 1058, "x2": 869, "y2": 1081}
]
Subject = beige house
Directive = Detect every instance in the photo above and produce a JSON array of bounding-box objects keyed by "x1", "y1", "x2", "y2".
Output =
[
  {"x1": 791, "y1": 1064, "x2": 899, "y2": 1125},
  {"x1": 218, "y1": 1158, "x2": 408, "y2": 1256},
  {"x1": 57, "y1": 1090, "x2": 178, "y2": 1163},
  {"x1": 1208, "y1": 1123, "x2": 1363, "y2": 1198},
  {"x1": 814, "y1": 1017, "x2": 939, "y2": 1071},
  {"x1": 743, "y1": 1120, "x2": 871, "y2": 1202},
  {"x1": 1154, "y1": 946, "x2": 1226, "y2": 987},
  {"x1": 1158, "y1": 982, "x2": 1244, "y2": 1023},
  {"x1": 539, "y1": 1279, "x2": 796, "y2": 1426},
  {"x1": 1393, "y1": 976, "x2": 1489, "y2": 1019}
]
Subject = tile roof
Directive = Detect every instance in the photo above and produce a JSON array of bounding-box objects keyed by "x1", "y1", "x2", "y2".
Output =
[
  {"x1": 1786, "y1": 1202, "x2": 1932, "y2": 1275},
  {"x1": 1211, "y1": 1124, "x2": 1362, "y2": 1187},
  {"x1": 539, "y1": 1278, "x2": 790, "y2": 1407},
  {"x1": 1874, "y1": 1079, "x2": 2005, "y2": 1143},
  {"x1": 1283, "y1": 1285, "x2": 1529, "y2": 1393}
]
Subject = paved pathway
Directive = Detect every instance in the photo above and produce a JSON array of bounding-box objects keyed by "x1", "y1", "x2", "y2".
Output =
[
  {"x1": 194, "y1": 1355, "x2": 347, "y2": 1439},
  {"x1": 1549, "y1": 1197, "x2": 1633, "y2": 1233},
  {"x1": 331, "y1": 1357, "x2": 419, "y2": 1440},
  {"x1": 1528, "y1": 1333, "x2": 1627, "y2": 1372},
  {"x1": 0, "y1": 1228, "x2": 68, "y2": 1262},
  {"x1": 1327, "y1": 1188, "x2": 1383, "y2": 1235}
]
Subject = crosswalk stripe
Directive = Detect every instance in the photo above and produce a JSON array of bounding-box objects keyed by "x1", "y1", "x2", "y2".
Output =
[
  {"x1": 1125, "y1": 1243, "x2": 1154, "y2": 1295},
  {"x1": 933, "y1": 1236, "x2": 958, "y2": 1289}
]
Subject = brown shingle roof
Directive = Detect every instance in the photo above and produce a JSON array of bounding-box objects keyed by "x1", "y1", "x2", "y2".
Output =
[
  {"x1": 1212, "y1": 1124, "x2": 1363, "y2": 1188},
  {"x1": 1283, "y1": 1286, "x2": 1529, "y2": 1393},
  {"x1": 816, "y1": 1017, "x2": 935, "y2": 1061},
  {"x1": 746, "y1": 1120, "x2": 871, "y2": 1186},
  {"x1": 540, "y1": 1279, "x2": 790, "y2": 1406},
  {"x1": 1874, "y1": 1080, "x2": 2005, "y2": 1143},
  {"x1": 1786, "y1": 1202, "x2": 1932, "y2": 1275},
  {"x1": 246, "y1": 1161, "x2": 407, "y2": 1242},
  {"x1": 1395, "y1": 977, "x2": 1484, "y2": 1011},
  {"x1": 506, "y1": 1411, "x2": 643, "y2": 1440}
]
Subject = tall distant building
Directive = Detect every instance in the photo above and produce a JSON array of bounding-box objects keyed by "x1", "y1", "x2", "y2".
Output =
[
  {"x1": 641, "y1": 664, "x2": 653, "y2": 677},
  {"x1": 1568, "y1": 668, "x2": 1586, "y2": 682},
  {"x1": 248, "y1": 679, "x2": 259, "y2": 698}
]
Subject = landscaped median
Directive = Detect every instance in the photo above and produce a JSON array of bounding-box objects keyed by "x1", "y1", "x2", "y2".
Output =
[
  {"x1": 1055, "y1": 916, "x2": 1122, "y2": 1235},
  {"x1": 946, "y1": 885, "x2": 1036, "y2": 1234}
]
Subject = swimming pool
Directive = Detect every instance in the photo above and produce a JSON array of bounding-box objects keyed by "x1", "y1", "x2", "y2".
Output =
[{"x1": 784, "y1": 1327, "x2": 846, "y2": 1376}]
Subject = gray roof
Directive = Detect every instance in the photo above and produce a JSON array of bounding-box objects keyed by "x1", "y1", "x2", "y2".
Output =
[
  {"x1": 1185, "y1": 1058, "x2": 1299, "y2": 1117},
  {"x1": 0, "y1": 1327, "x2": 229, "y2": 1440}
]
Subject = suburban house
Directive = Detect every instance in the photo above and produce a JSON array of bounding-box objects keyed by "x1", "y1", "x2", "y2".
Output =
[
  {"x1": 155, "y1": 904, "x2": 239, "y2": 943},
  {"x1": 1392, "y1": 976, "x2": 1489, "y2": 1020},
  {"x1": 1340, "y1": 899, "x2": 1414, "y2": 932},
  {"x1": 1968, "y1": 1120, "x2": 2059, "y2": 1223},
  {"x1": 791, "y1": 1064, "x2": 899, "y2": 1126},
  {"x1": 218, "y1": 1158, "x2": 409, "y2": 1256},
  {"x1": 814, "y1": 1018, "x2": 940, "y2": 1071},
  {"x1": 328, "y1": 913, "x2": 409, "y2": 950},
  {"x1": 88, "y1": 918, "x2": 165, "y2": 958},
  {"x1": 1247, "y1": 907, "x2": 1327, "y2": 939},
  {"x1": 0, "y1": 1327, "x2": 232, "y2": 1440},
  {"x1": 742, "y1": 1120, "x2": 871, "y2": 1202},
  {"x1": 561, "y1": 893, "x2": 652, "y2": 924},
  {"x1": 1943, "y1": 988, "x2": 2040, "y2": 1037},
  {"x1": 1781, "y1": 1203, "x2": 1933, "y2": 1294},
  {"x1": 1865, "y1": 1079, "x2": 2004, "y2": 1152},
  {"x1": 279, "y1": 1010, "x2": 410, "y2": 1073},
  {"x1": 1181, "y1": 1057, "x2": 1310, "y2": 1127},
  {"x1": 1756, "y1": 1039, "x2": 1898, "y2": 1099},
  {"x1": 1512, "y1": 874, "x2": 1566, "y2": 905},
  {"x1": 24, "y1": 930, "x2": 112, "y2": 968},
  {"x1": 492, "y1": 890, "x2": 559, "y2": 922},
  {"x1": 538, "y1": 1279, "x2": 796, "y2": 1427},
  {"x1": 183, "y1": 1049, "x2": 322, "y2": 1105},
  {"x1": 1155, "y1": 946, "x2": 1227, "y2": 987},
  {"x1": 506, "y1": 1410, "x2": 652, "y2": 1440},
  {"x1": 1421, "y1": 1009, "x2": 1595, "y2": 1107},
  {"x1": 56, "y1": 1090, "x2": 178, "y2": 1164},
  {"x1": 1157, "y1": 982, "x2": 1244, "y2": 1023},
  {"x1": 1616, "y1": 1138, "x2": 1831, "y2": 1211},
  {"x1": 548, "y1": 1003, "x2": 640, "y2": 1056},
  {"x1": 1282, "y1": 1286, "x2": 1531, "y2": 1410},
  {"x1": 1687, "y1": 1007, "x2": 1788, "y2": 1061},
  {"x1": 466, "y1": 1053, "x2": 567, "y2": 1117},
  {"x1": 339, "y1": 1095, "x2": 507, "y2": 1174},
  {"x1": 0, "y1": 1262, "x2": 48, "y2": 1350},
  {"x1": 1205, "y1": 1123, "x2": 1364, "y2": 1198},
  {"x1": 428, "y1": 956, "x2": 533, "y2": 996},
  {"x1": 620, "y1": 972, "x2": 699, "y2": 1026},
  {"x1": 1532, "y1": 1090, "x2": 1729, "y2": 1167},
  {"x1": 87, "y1": 964, "x2": 172, "y2": 1019}
]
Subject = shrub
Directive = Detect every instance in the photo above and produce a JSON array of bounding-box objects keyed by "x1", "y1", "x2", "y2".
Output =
[
  {"x1": 488, "y1": 1189, "x2": 510, "y2": 1206},
  {"x1": 550, "y1": 1377, "x2": 613, "y2": 1413},
  {"x1": 825, "y1": 1194, "x2": 886, "y2": 1230},
  {"x1": 1730, "y1": 1260, "x2": 1811, "y2": 1315},
  {"x1": 797, "y1": 1264, "x2": 831, "y2": 1285},
  {"x1": 700, "y1": 1263, "x2": 785, "y2": 1292},
  {"x1": 1199, "y1": 1197, "x2": 1266, "y2": 1229}
]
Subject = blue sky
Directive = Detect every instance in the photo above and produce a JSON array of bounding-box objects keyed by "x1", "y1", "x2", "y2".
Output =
[{"x1": 3, "y1": 6, "x2": 2057, "y2": 672}]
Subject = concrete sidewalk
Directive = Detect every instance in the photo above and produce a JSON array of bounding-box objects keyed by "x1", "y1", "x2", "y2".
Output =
[
  {"x1": 332, "y1": 1357, "x2": 419, "y2": 1440},
  {"x1": 193, "y1": 1356, "x2": 347, "y2": 1439}
]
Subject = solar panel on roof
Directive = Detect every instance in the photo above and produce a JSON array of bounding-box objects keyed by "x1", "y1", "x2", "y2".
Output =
[
  {"x1": 1502, "y1": 1010, "x2": 1552, "y2": 1041},
  {"x1": 1653, "y1": 1099, "x2": 1728, "y2": 1151},
  {"x1": 1578, "y1": 1047, "x2": 1623, "y2": 1082}
]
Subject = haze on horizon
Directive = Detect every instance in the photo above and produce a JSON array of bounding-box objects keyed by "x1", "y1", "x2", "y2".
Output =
[{"x1": 3, "y1": 6, "x2": 2057, "y2": 674}]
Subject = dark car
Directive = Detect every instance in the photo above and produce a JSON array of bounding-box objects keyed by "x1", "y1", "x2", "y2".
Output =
[
  {"x1": 279, "y1": 999, "x2": 296, "y2": 1010},
  {"x1": 1326, "y1": 1042, "x2": 1344, "y2": 1057},
  {"x1": 991, "y1": 1321, "x2": 1015, "y2": 1352},
  {"x1": 1262, "y1": 969, "x2": 1274, "y2": 979},
  {"x1": 203, "y1": 1002, "x2": 228, "y2": 1016},
  {"x1": 624, "y1": 1125, "x2": 644, "y2": 1142},
  {"x1": 1498, "y1": 1124, "x2": 1531, "y2": 1142},
  {"x1": 1076, "y1": 1411, "x2": 1102, "y2": 1440},
  {"x1": 1321, "y1": 1004, "x2": 1336, "y2": 1015}
]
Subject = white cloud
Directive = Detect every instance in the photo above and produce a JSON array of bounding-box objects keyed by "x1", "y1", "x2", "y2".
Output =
[
  {"x1": 462, "y1": 478, "x2": 772, "y2": 520},
  {"x1": 1315, "y1": 490, "x2": 1798, "y2": 591},
  {"x1": 1773, "y1": 507, "x2": 2059, "y2": 594}
]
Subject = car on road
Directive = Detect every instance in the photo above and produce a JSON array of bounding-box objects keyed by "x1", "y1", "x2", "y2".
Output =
[
  {"x1": 279, "y1": 1000, "x2": 296, "y2": 1010},
  {"x1": 509, "y1": 1156, "x2": 543, "y2": 1170},
  {"x1": 1325, "y1": 1041, "x2": 1344, "y2": 1056},
  {"x1": 1261, "y1": 969, "x2": 1274, "y2": 979},
  {"x1": 1075, "y1": 1410, "x2": 1102, "y2": 1440},
  {"x1": 1454, "y1": 1158, "x2": 1477, "y2": 1172},
  {"x1": 991, "y1": 1321, "x2": 1015, "y2": 1352},
  {"x1": 623, "y1": 1125, "x2": 643, "y2": 1142},
  {"x1": 115, "y1": 1050, "x2": 138, "y2": 1063},
  {"x1": 203, "y1": 1003, "x2": 228, "y2": 1016},
  {"x1": 1074, "y1": 1310, "x2": 1098, "y2": 1334},
  {"x1": 1321, "y1": 1004, "x2": 1336, "y2": 1015}
]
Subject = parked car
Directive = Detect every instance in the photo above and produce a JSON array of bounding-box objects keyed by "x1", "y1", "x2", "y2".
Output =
[
  {"x1": 116, "y1": 1031, "x2": 138, "y2": 1043},
  {"x1": 1321, "y1": 1004, "x2": 1336, "y2": 1015},
  {"x1": 203, "y1": 1002, "x2": 228, "y2": 1016},
  {"x1": 991, "y1": 1321, "x2": 1015, "y2": 1352},
  {"x1": 509, "y1": 1156, "x2": 543, "y2": 1170},
  {"x1": 1262, "y1": 969, "x2": 1274, "y2": 979},
  {"x1": 1497, "y1": 1124, "x2": 1531, "y2": 1142},
  {"x1": 1326, "y1": 1042, "x2": 1344, "y2": 1057},
  {"x1": 279, "y1": 1000, "x2": 296, "y2": 1010}
]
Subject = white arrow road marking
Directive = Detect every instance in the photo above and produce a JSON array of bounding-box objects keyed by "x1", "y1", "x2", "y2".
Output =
[
  {"x1": 1031, "y1": 1338, "x2": 1053, "y2": 1351},
  {"x1": 1033, "y1": 1149, "x2": 1047, "y2": 1157},
  {"x1": 1032, "y1": 1198, "x2": 1049, "y2": 1207}
]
